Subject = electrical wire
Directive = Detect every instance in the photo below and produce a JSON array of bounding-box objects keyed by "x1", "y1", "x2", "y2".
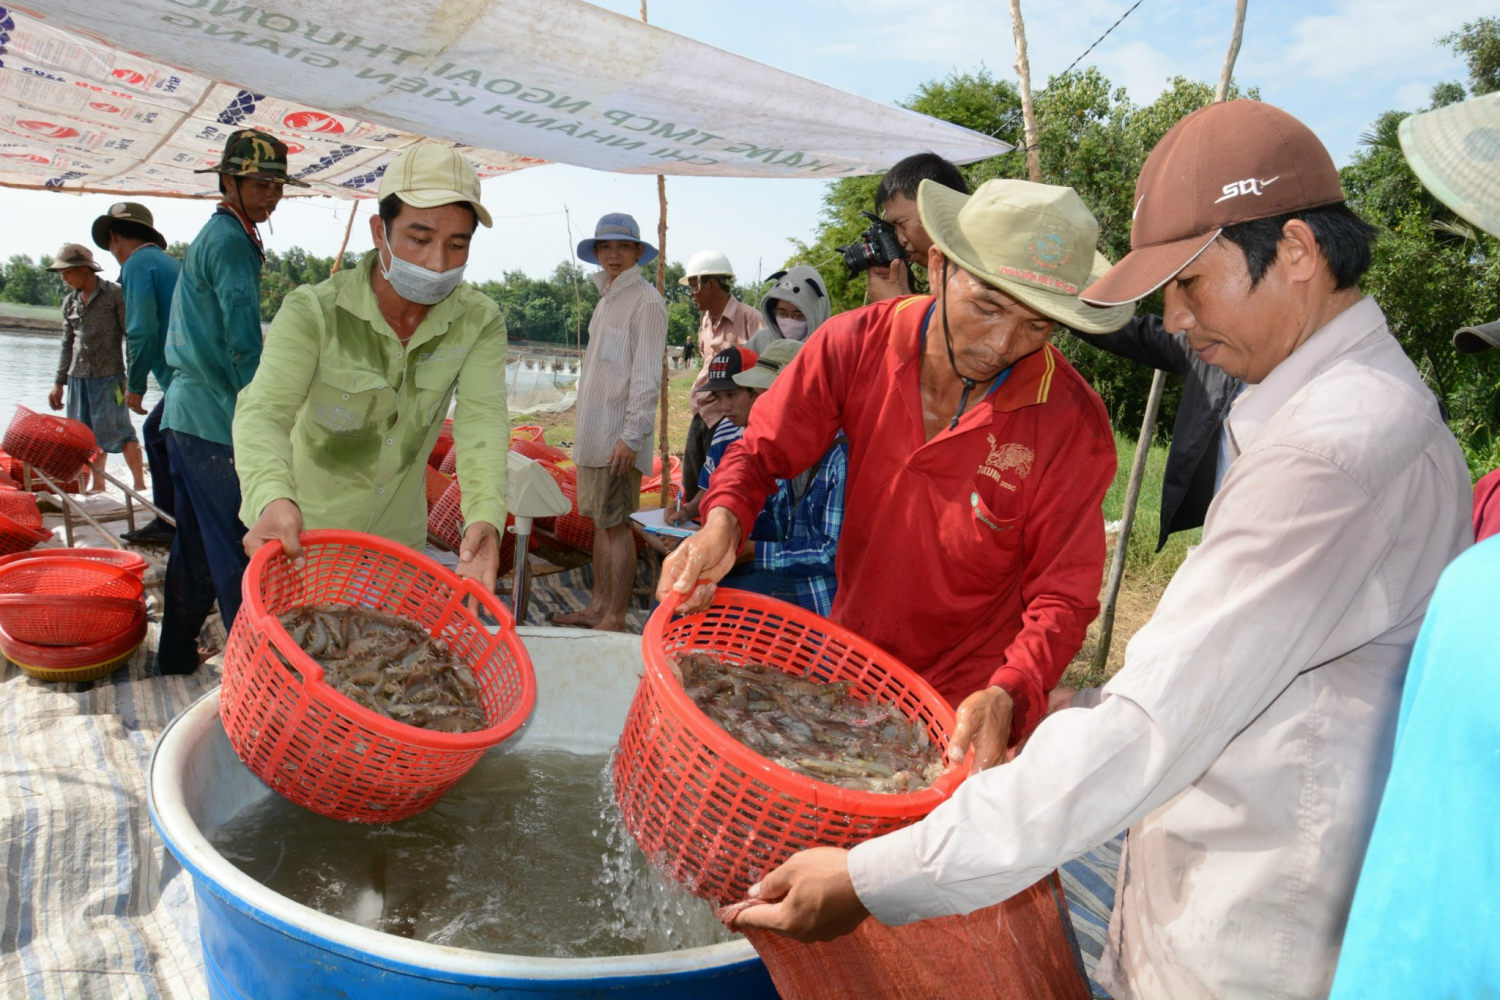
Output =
[{"x1": 1057, "y1": 0, "x2": 1148, "y2": 80}]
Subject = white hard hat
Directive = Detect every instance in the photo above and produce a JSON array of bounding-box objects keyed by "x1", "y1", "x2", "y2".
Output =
[{"x1": 680, "y1": 249, "x2": 734, "y2": 285}]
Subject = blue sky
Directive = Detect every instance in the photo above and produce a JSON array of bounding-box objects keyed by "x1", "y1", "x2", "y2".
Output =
[{"x1": 0, "y1": 0, "x2": 1490, "y2": 285}]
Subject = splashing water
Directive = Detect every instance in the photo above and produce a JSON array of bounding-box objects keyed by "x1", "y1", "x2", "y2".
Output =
[{"x1": 208, "y1": 748, "x2": 734, "y2": 957}]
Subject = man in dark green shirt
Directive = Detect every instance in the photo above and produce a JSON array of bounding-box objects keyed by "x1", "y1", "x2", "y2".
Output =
[
  {"x1": 156, "y1": 129, "x2": 306, "y2": 676},
  {"x1": 94, "y1": 201, "x2": 179, "y2": 545}
]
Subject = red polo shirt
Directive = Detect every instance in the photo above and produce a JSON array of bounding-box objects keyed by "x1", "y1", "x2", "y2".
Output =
[{"x1": 703, "y1": 296, "x2": 1116, "y2": 744}]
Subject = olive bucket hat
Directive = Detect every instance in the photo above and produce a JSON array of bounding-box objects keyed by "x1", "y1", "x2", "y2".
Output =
[
  {"x1": 917, "y1": 178, "x2": 1133, "y2": 334},
  {"x1": 91, "y1": 201, "x2": 167, "y2": 251},
  {"x1": 193, "y1": 128, "x2": 310, "y2": 188}
]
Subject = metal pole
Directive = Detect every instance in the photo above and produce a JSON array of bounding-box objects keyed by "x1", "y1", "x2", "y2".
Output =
[
  {"x1": 1091, "y1": 0, "x2": 1249, "y2": 674},
  {"x1": 98, "y1": 468, "x2": 175, "y2": 525},
  {"x1": 28, "y1": 466, "x2": 127, "y2": 550},
  {"x1": 510, "y1": 515, "x2": 534, "y2": 624}
]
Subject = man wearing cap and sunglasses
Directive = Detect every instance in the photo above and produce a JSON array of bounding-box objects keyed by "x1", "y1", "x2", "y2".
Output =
[
  {"x1": 235, "y1": 143, "x2": 510, "y2": 594},
  {"x1": 552, "y1": 212, "x2": 667, "y2": 632},
  {"x1": 155, "y1": 128, "x2": 303, "y2": 675},
  {"x1": 93, "y1": 201, "x2": 180, "y2": 545},
  {"x1": 664, "y1": 176, "x2": 1128, "y2": 772},
  {"x1": 721, "y1": 102, "x2": 1473, "y2": 1000}
]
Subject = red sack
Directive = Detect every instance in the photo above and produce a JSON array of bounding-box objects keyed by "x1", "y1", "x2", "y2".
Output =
[{"x1": 723, "y1": 872, "x2": 1088, "y2": 1000}]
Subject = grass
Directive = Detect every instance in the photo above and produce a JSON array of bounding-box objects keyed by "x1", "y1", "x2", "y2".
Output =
[
  {"x1": 1063, "y1": 432, "x2": 1196, "y2": 690},
  {"x1": 0, "y1": 302, "x2": 62, "y2": 322},
  {"x1": 523, "y1": 367, "x2": 699, "y2": 457}
]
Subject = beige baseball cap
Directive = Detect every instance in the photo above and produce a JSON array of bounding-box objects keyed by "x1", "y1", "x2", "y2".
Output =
[
  {"x1": 378, "y1": 143, "x2": 492, "y2": 228},
  {"x1": 917, "y1": 178, "x2": 1134, "y2": 335},
  {"x1": 46, "y1": 243, "x2": 102, "y2": 272},
  {"x1": 1400, "y1": 92, "x2": 1500, "y2": 240},
  {"x1": 734, "y1": 339, "x2": 803, "y2": 390}
]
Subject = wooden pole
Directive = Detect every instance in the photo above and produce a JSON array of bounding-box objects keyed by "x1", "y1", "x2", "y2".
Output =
[
  {"x1": 641, "y1": 0, "x2": 673, "y2": 505},
  {"x1": 1007, "y1": 0, "x2": 1043, "y2": 183},
  {"x1": 1091, "y1": 0, "x2": 1249, "y2": 674},
  {"x1": 329, "y1": 200, "x2": 359, "y2": 274}
]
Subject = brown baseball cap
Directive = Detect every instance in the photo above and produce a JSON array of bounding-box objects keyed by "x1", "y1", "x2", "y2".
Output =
[{"x1": 1082, "y1": 100, "x2": 1346, "y2": 307}]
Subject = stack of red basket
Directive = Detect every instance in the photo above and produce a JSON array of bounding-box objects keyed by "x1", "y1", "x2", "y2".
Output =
[{"x1": 0, "y1": 555, "x2": 147, "y2": 682}]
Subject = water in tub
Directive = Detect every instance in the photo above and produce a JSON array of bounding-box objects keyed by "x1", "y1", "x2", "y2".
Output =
[{"x1": 209, "y1": 748, "x2": 734, "y2": 957}]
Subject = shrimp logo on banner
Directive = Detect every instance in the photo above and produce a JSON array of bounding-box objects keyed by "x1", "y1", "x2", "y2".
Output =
[
  {"x1": 284, "y1": 111, "x2": 346, "y2": 134},
  {"x1": 18, "y1": 121, "x2": 78, "y2": 140},
  {"x1": 111, "y1": 68, "x2": 146, "y2": 85}
]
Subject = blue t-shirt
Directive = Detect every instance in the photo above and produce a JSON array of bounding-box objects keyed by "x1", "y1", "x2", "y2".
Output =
[{"x1": 1329, "y1": 536, "x2": 1498, "y2": 1000}]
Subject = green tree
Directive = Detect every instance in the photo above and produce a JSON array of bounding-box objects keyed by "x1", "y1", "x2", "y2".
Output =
[
  {"x1": 0, "y1": 254, "x2": 67, "y2": 306},
  {"x1": 1442, "y1": 16, "x2": 1500, "y2": 95}
]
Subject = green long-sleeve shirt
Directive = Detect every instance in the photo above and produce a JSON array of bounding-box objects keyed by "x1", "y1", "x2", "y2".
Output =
[
  {"x1": 163, "y1": 208, "x2": 266, "y2": 444},
  {"x1": 234, "y1": 252, "x2": 509, "y2": 550}
]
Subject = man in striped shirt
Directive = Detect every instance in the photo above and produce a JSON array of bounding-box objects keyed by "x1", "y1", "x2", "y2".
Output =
[{"x1": 556, "y1": 214, "x2": 668, "y2": 632}]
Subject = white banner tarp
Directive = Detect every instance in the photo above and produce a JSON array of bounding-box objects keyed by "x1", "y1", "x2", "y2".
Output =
[{"x1": 0, "y1": 1, "x2": 1010, "y2": 197}]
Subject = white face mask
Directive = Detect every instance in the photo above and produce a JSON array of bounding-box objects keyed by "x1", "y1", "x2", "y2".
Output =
[
  {"x1": 777, "y1": 317, "x2": 809, "y2": 341},
  {"x1": 380, "y1": 224, "x2": 466, "y2": 305}
]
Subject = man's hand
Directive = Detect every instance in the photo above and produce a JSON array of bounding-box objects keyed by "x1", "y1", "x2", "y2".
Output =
[
  {"x1": 125, "y1": 391, "x2": 147, "y2": 416},
  {"x1": 657, "y1": 506, "x2": 742, "y2": 613},
  {"x1": 608, "y1": 440, "x2": 637, "y2": 477},
  {"x1": 866, "y1": 259, "x2": 913, "y2": 302},
  {"x1": 1046, "y1": 685, "x2": 1076, "y2": 717},
  {"x1": 729, "y1": 848, "x2": 869, "y2": 942},
  {"x1": 457, "y1": 520, "x2": 502, "y2": 593},
  {"x1": 47, "y1": 384, "x2": 64, "y2": 412},
  {"x1": 946, "y1": 685, "x2": 1015, "y2": 774},
  {"x1": 244, "y1": 498, "x2": 305, "y2": 567}
]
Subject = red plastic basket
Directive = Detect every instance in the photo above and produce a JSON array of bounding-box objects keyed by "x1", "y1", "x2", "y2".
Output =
[
  {"x1": 221, "y1": 529, "x2": 537, "y2": 823},
  {"x1": 0, "y1": 491, "x2": 42, "y2": 532},
  {"x1": 0, "y1": 604, "x2": 147, "y2": 681},
  {"x1": 427, "y1": 418, "x2": 455, "y2": 471},
  {"x1": 0, "y1": 512, "x2": 49, "y2": 556},
  {"x1": 0, "y1": 555, "x2": 143, "y2": 645},
  {"x1": 3, "y1": 406, "x2": 98, "y2": 482},
  {"x1": 613, "y1": 588, "x2": 965, "y2": 906},
  {"x1": 0, "y1": 547, "x2": 148, "y2": 581},
  {"x1": 426, "y1": 475, "x2": 519, "y2": 567}
]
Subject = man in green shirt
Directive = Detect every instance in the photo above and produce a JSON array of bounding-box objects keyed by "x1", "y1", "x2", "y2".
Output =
[{"x1": 235, "y1": 143, "x2": 508, "y2": 591}]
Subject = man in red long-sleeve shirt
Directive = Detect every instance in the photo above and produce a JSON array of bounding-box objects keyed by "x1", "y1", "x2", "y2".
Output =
[{"x1": 660, "y1": 178, "x2": 1134, "y2": 766}]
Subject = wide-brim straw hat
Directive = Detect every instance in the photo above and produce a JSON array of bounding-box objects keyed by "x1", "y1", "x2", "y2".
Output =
[
  {"x1": 917, "y1": 178, "x2": 1133, "y2": 334},
  {"x1": 1400, "y1": 91, "x2": 1500, "y2": 240}
]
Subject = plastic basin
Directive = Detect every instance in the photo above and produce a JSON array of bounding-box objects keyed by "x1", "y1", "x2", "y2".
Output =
[{"x1": 149, "y1": 627, "x2": 774, "y2": 1000}]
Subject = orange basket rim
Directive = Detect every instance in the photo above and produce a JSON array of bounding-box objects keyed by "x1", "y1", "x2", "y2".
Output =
[
  {"x1": 642, "y1": 587, "x2": 965, "y2": 814},
  {"x1": 0, "y1": 548, "x2": 148, "y2": 577},
  {"x1": 0, "y1": 555, "x2": 140, "y2": 593},
  {"x1": 242, "y1": 528, "x2": 537, "y2": 752}
]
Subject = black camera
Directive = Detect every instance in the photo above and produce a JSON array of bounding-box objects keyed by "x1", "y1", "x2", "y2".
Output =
[{"x1": 836, "y1": 211, "x2": 907, "y2": 275}]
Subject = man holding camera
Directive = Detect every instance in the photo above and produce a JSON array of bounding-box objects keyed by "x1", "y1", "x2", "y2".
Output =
[
  {"x1": 679, "y1": 251, "x2": 764, "y2": 506},
  {"x1": 864, "y1": 153, "x2": 970, "y2": 301}
]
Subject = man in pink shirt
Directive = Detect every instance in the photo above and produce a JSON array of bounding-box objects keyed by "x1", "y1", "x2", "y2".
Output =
[{"x1": 679, "y1": 250, "x2": 764, "y2": 506}]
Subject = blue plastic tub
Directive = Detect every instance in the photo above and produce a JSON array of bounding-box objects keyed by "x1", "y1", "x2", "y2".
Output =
[{"x1": 149, "y1": 627, "x2": 775, "y2": 1000}]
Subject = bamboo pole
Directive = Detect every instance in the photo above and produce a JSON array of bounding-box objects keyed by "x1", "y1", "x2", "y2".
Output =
[
  {"x1": 329, "y1": 200, "x2": 360, "y2": 274},
  {"x1": 1091, "y1": 0, "x2": 1250, "y2": 674},
  {"x1": 641, "y1": 0, "x2": 672, "y2": 506},
  {"x1": 1007, "y1": 0, "x2": 1043, "y2": 183}
]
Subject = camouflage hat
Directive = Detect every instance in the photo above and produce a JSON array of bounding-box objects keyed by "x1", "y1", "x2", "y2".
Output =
[
  {"x1": 193, "y1": 128, "x2": 310, "y2": 188},
  {"x1": 91, "y1": 201, "x2": 167, "y2": 251}
]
